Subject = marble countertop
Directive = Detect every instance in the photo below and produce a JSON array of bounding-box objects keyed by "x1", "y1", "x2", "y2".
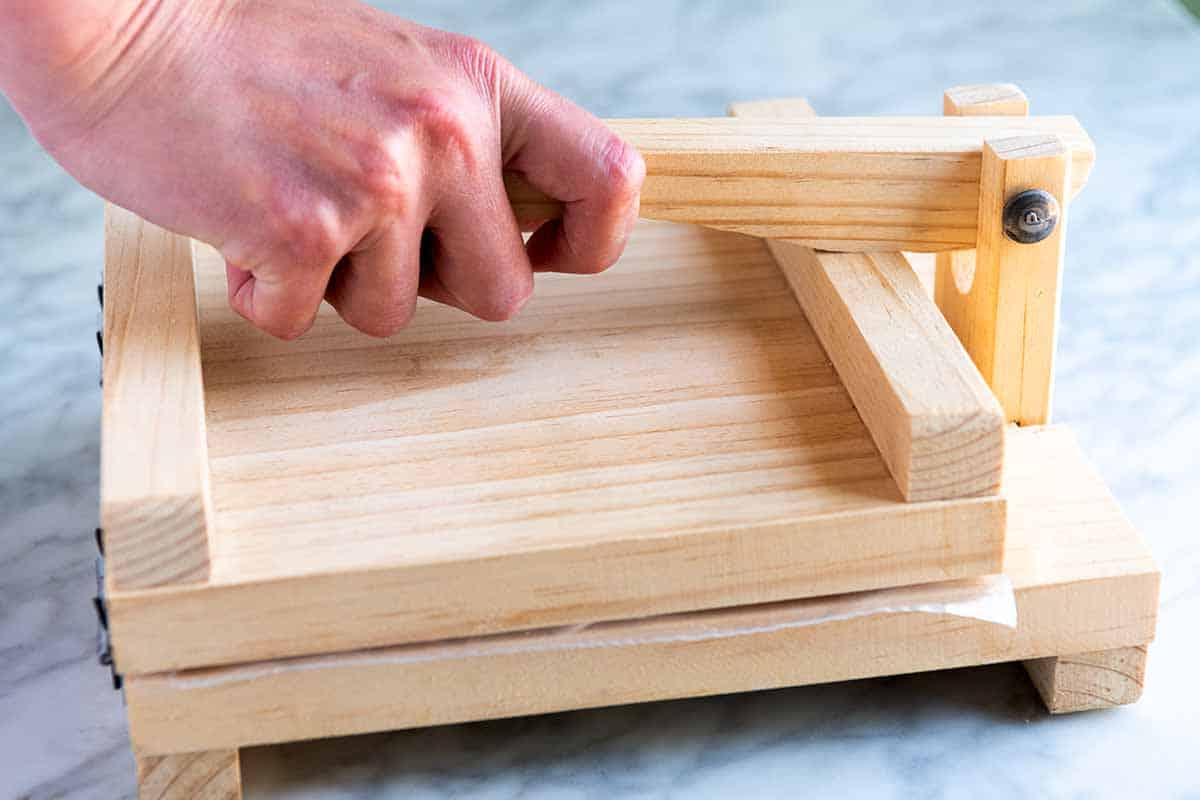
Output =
[{"x1": 3, "y1": 1, "x2": 1199, "y2": 797}]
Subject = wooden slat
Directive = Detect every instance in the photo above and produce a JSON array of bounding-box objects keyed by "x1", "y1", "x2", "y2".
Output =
[
  {"x1": 101, "y1": 205, "x2": 213, "y2": 590},
  {"x1": 766, "y1": 246, "x2": 1005, "y2": 500},
  {"x1": 1024, "y1": 645, "x2": 1148, "y2": 713},
  {"x1": 944, "y1": 84, "x2": 1030, "y2": 116},
  {"x1": 731, "y1": 98, "x2": 1005, "y2": 502},
  {"x1": 123, "y1": 426, "x2": 1160, "y2": 753},
  {"x1": 105, "y1": 220, "x2": 1005, "y2": 676},
  {"x1": 726, "y1": 98, "x2": 817, "y2": 118},
  {"x1": 948, "y1": 135, "x2": 1071, "y2": 423},
  {"x1": 936, "y1": 84, "x2": 1030, "y2": 348},
  {"x1": 505, "y1": 116, "x2": 1094, "y2": 251}
]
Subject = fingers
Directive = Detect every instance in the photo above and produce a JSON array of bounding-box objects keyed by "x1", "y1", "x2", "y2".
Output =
[
  {"x1": 224, "y1": 174, "x2": 531, "y2": 337},
  {"x1": 224, "y1": 257, "x2": 334, "y2": 341},
  {"x1": 500, "y1": 81, "x2": 645, "y2": 275},
  {"x1": 323, "y1": 220, "x2": 424, "y2": 337},
  {"x1": 222, "y1": 197, "x2": 349, "y2": 339},
  {"x1": 424, "y1": 164, "x2": 533, "y2": 322}
]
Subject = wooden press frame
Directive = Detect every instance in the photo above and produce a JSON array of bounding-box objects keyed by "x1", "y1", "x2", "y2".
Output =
[{"x1": 98, "y1": 85, "x2": 1158, "y2": 800}]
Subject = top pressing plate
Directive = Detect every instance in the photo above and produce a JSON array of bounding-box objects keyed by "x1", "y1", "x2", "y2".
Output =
[{"x1": 106, "y1": 218, "x2": 1003, "y2": 674}]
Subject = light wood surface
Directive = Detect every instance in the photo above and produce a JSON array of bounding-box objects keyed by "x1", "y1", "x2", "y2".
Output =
[
  {"x1": 505, "y1": 116, "x2": 1094, "y2": 251},
  {"x1": 954, "y1": 135, "x2": 1071, "y2": 423},
  {"x1": 936, "y1": 84, "x2": 1030, "y2": 364},
  {"x1": 101, "y1": 205, "x2": 213, "y2": 590},
  {"x1": 123, "y1": 426, "x2": 1160, "y2": 753},
  {"x1": 136, "y1": 749, "x2": 241, "y2": 799},
  {"x1": 731, "y1": 98, "x2": 1005, "y2": 502},
  {"x1": 1024, "y1": 645, "x2": 1148, "y2": 713},
  {"x1": 766, "y1": 245, "x2": 1005, "y2": 501},
  {"x1": 726, "y1": 98, "x2": 817, "y2": 118},
  {"x1": 943, "y1": 84, "x2": 1030, "y2": 116},
  {"x1": 104, "y1": 219, "x2": 1005, "y2": 676}
]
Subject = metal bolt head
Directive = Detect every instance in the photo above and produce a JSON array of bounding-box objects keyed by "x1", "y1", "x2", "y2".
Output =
[{"x1": 1002, "y1": 189, "x2": 1059, "y2": 244}]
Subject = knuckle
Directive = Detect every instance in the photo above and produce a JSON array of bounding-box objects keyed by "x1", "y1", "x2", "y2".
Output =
[
  {"x1": 344, "y1": 304, "x2": 414, "y2": 338},
  {"x1": 444, "y1": 33, "x2": 502, "y2": 91},
  {"x1": 405, "y1": 87, "x2": 483, "y2": 167},
  {"x1": 597, "y1": 134, "x2": 646, "y2": 204},
  {"x1": 338, "y1": 273, "x2": 417, "y2": 338},
  {"x1": 355, "y1": 131, "x2": 418, "y2": 214},
  {"x1": 475, "y1": 275, "x2": 533, "y2": 322},
  {"x1": 347, "y1": 315, "x2": 408, "y2": 338},
  {"x1": 266, "y1": 193, "x2": 346, "y2": 268},
  {"x1": 262, "y1": 313, "x2": 315, "y2": 342}
]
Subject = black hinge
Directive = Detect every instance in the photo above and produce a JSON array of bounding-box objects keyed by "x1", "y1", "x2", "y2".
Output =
[{"x1": 92, "y1": 528, "x2": 123, "y2": 691}]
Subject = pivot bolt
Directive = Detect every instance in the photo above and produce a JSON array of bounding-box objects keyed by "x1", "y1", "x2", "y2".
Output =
[{"x1": 1002, "y1": 189, "x2": 1059, "y2": 244}]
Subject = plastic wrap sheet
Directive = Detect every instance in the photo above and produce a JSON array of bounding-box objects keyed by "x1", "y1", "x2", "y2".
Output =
[{"x1": 168, "y1": 575, "x2": 1017, "y2": 690}]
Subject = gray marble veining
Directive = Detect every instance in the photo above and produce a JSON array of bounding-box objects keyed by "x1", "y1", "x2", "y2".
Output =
[{"x1": 2, "y1": 1, "x2": 1198, "y2": 797}]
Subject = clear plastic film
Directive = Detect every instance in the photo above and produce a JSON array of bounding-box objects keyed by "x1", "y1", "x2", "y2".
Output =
[{"x1": 168, "y1": 575, "x2": 1017, "y2": 690}]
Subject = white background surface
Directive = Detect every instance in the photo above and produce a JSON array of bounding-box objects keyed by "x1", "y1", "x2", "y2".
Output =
[{"x1": 2, "y1": 1, "x2": 1198, "y2": 797}]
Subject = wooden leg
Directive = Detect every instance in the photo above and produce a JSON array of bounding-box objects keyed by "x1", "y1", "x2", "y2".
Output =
[
  {"x1": 935, "y1": 84, "x2": 1028, "y2": 368},
  {"x1": 136, "y1": 749, "x2": 242, "y2": 800},
  {"x1": 933, "y1": 83, "x2": 1071, "y2": 425},
  {"x1": 1024, "y1": 645, "x2": 1148, "y2": 714}
]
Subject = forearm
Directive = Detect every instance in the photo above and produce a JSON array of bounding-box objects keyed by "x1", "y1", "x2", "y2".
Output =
[{"x1": 0, "y1": 0, "x2": 223, "y2": 146}]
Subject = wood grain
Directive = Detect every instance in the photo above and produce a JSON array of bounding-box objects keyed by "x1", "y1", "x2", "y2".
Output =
[
  {"x1": 943, "y1": 84, "x2": 1030, "y2": 116},
  {"x1": 935, "y1": 84, "x2": 1030, "y2": 356},
  {"x1": 947, "y1": 135, "x2": 1071, "y2": 424},
  {"x1": 505, "y1": 116, "x2": 1094, "y2": 251},
  {"x1": 101, "y1": 205, "x2": 213, "y2": 590},
  {"x1": 136, "y1": 749, "x2": 241, "y2": 799},
  {"x1": 1024, "y1": 645, "x2": 1148, "y2": 713},
  {"x1": 105, "y1": 220, "x2": 1004, "y2": 676},
  {"x1": 766, "y1": 246, "x2": 1005, "y2": 501},
  {"x1": 726, "y1": 98, "x2": 817, "y2": 118},
  {"x1": 123, "y1": 426, "x2": 1160, "y2": 752},
  {"x1": 731, "y1": 97, "x2": 1005, "y2": 502}
]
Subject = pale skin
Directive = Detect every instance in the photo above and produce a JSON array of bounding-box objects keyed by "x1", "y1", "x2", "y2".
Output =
[{"x1": 0, "y1": 0, "x2": 646, "y2": 338}]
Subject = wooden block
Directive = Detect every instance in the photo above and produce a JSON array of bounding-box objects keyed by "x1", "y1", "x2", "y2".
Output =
[
  {"x1": 104, "y1": 220, "x2": 1005, "y2": 676},
  {"x1": 101, "y1": 205, "x2": 213, "y2": 590},
  {"x1": 122, "y1": 426, "x2": 1161, "y2": 753},
  {"x1": 936, "y1": 84, "x2": 1029, "y2": 356},
  {"x1": 1024, "y1": 645, "x2": 1148, "y2": 713},
  {"x1": 956, "y1": 135, "x2": 1071, "y2": 424},
  {"x1": 726, "y1": 98, "x2": 817, "y2": 118},
  {"x1": 766, "y1": 246, "x2": 1005, "y2": 501},
  {"x1": 731, "y1": 98, "x2": 1005, "y2": 502},
  {"x1": 136, "y1": 749, "x2": 241, "y2": 799},
  {"x1": 944, "y1": 84, "x2": 1030, "y2": 116},
  {"x1": 505, "y1": 115, "x2": 1095, "y2": 251}
]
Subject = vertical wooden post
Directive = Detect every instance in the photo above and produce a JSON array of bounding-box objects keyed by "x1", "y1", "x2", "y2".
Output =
[
  {"x1": 1024, "y1": 646, "x2": 1148, "y2": 713},
  {"x1": 966, "y1": 136, "x2": 1071, "y2": 424},
  {"x1": 935, "y1": 84, "x2": 1071, "y2": 424},
  {"x1": 136, "y1": 749, "x2": 242, "y2": 799},
  {"x1": 936, "y1": 84, "x2": 1029, "y2": 337}
]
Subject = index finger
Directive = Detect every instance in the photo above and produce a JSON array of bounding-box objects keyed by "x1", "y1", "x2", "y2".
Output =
[{"x1": 499, "y1": 81, "x2": 645, "y2": 274}]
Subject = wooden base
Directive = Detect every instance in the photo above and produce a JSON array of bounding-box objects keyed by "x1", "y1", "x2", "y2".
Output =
[
  {"x1": 136, "y1": 749, "x2": 241, "y2": 800},
  {"x1": 131, "y1": 644, "x2": 1145, "y2": 799},
  {"x1": 122, "y1": 426, "x2": 1158, "y2": 757},
  {"x1": 1024, "y1": 645, "x2": 1148, "y2": 713}
]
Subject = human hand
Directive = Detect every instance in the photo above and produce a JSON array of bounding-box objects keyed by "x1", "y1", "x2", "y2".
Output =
[{"x1": 8, "y1": 0, "x2": 645, "y2": 338}]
